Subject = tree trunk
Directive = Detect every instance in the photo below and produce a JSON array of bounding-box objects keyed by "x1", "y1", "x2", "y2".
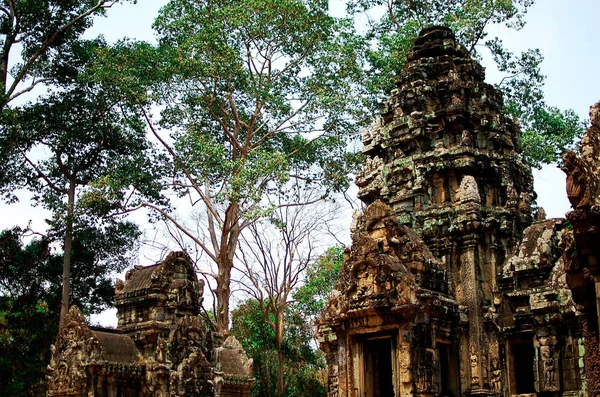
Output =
[
  {"x1": 215, "y1": 261, "x2": 232, "y2": 333},
  {"x1": 214, "y1": 203, "x2": 241, "y2": 334},
  {"x1": 275, "y1": 307, "x2": 285, "y2": 397},
  {"x1": 59, "y1": 180, "x2": 76, "y2": 324}
]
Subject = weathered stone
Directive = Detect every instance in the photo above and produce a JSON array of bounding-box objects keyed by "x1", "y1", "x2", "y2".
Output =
[
  {"x1": 47, "y1": 252, "x2": 253, "y2": 397},
  {"x1": 319, "y1": 26, "x2": 583, "y2": 397},
  {"x1": 561, "y1": 102, "x2": 600, "y2": 395}
]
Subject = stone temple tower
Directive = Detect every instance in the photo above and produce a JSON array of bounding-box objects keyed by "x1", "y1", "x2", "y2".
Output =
[{"x1": 318, "y1": 26, "x2": 583, "y2": 397}]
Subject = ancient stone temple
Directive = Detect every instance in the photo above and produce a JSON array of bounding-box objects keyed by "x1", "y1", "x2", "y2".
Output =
[
  {"x1": 47, "y1": 251, "x2": 254, "y2": 397},
  {"x1": 562, "y1": 102, "x2": 600, "y2": 395},
  {"x1": 317, "y1": 27, "x2": 584, "y2": 397}
]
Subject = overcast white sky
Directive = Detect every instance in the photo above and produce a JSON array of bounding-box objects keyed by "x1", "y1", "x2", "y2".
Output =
[{"x1": 2, "y1": 1, "x2": 599, "y2": 325}]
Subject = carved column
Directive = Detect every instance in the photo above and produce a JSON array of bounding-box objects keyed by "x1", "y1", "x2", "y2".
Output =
[{"x1": 458, "y1": 232, "x2": 484, "y2": 391}]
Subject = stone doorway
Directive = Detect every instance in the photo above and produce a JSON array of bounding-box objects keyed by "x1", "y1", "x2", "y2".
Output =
[
  {"x1": 353, "y1": 333, "x2": 398, "y2": 397},
  {"x1": 508, "y1": 337, "x2": 536, "y2": 395},
  {"x1": 437, "y1": 342, "x2": 459, "y2": 397}
]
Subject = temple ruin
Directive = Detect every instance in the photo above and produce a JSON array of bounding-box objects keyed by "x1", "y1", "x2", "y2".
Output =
[
  {"x1": 46, "y1": 251, "x2": 254, "y2": 397},
  {"x1": 562, "y1": 102, "x2": 600, "y2": 395},
  {"x1": 44, "y1": 24, "x2": 600, "y2": 397},
  {"x1": 317, "y1": 26, "x2": 585, "y2": 397}
]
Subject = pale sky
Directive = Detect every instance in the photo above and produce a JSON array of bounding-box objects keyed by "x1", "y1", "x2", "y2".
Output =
[{"x1": 2, "y1": 1, "x2": 599, "y2": 325}]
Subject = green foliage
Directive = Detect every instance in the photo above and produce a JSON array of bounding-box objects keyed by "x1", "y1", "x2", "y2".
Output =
[
  {"x1": 295, "y1": 246, "x2": 344, "y2": 317},
  {"x1": 0, "y1": 224, "x2": 139, "y2": 396},
  {"x1": 231, "y1": 299, "x2": 326, "y2": 397},
  {"x1": 520, "y1": 106, "x2": 586, "y2": 167},
  {"x1": 348, "y1": 0, "x2": 531, "y2": 100},
  {"x1": 149, "y1": 0, "x2": 368, "y2": 201},
  {"x1": 347, "y1": 0, "x2": 585, "y2": 167},
  {"x1": 0, "y1": 0, "x2": 136, "y2": 108},
  {"x1": 0, "y1": 30, "x2": 160, "y2": 341},
  {"x1": 0, "y1": 63, "x2": 160, "y2": 207},
  {"x1": 492, "y1": 46, "x2": 587, "y2": 166}
]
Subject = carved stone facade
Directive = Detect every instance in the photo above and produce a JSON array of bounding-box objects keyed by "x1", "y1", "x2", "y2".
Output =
[
  {"x1": 318, "y1": 27, "x2": 584, "y2": 397},
  {"x1": 47, "y1": 251, "x2": 253, "y2": 397},
  {"x1": 561, "y1": 102, "x2": 600, "y2": 395}
]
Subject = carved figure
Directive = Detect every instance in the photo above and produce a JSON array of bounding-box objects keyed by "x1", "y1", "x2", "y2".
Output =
[
  {"x1": 470, "y1": 345, "x2": 479, "y2": 386},
  {"x1": 541, "y1": 346, "x2": 556, "y2": 388},
  {"x1": 432, "y1": 172, "x2": 447, "y2": 204},
  {"x1": 417, "y1": 352, "x2": 432, "y2": 392},
  {"x1": 506, "y1": 184, "x2": 518, "y2": 208},
  {"x1": 156, "y1": 337, "x2": 168, "y2": 364},
  {"x1": 490, "y1": 358, "x2": 501, "y2": 393},
  {"x1": 400, "y1": 345, "x2": 411, "y2": 382},
  {"x1": 86, "y1": 337, "x2": 101, "y2": 362},
  {"x1": 535, "y1": 207, "x2": 547, "y2": 221},
  {"x1": 460, "y1": 130, "x2": 474, "y2": 147},
  {"x1": 115, "y1": 278, "x2": 125, "y2": 294},
  {"x1": 460, "y1": 175, "x2": 480, "y2": 204}
]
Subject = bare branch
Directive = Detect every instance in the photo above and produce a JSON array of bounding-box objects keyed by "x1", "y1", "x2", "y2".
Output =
[
  {"x1": 140, "y1": 201, "x2": 218, "y2": 263},
  {"x1": 7, "y1": 77, "x2": 50, "y2": 102},
  {"x1": 141, "y1": 107, "x2": 224, "y2": 225}
]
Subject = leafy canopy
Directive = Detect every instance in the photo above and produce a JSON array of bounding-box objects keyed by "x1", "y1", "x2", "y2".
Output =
[
  {"x1": 87, "y1": 0, "x2": 369, "y2": 332},
  {"x1": 150, "y1": 0, "x2": 368, "y2": 207},
  {"x1": 294, "y1": 246, "x2": 344, "y2": 318},
  {"x1": 0, "y1": 0, "x2": 137, "y2": 109}
]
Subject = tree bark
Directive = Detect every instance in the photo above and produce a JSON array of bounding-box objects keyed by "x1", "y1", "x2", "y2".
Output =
[
  {"x1": 275, "y1": 308, "x2": 285, "y2": 397},
  {"x1": 215, "y1": 259, "x2": 232, "y2": 333},
  {"x1": 59, "y1": 180, "x2": 76, "y2": 324},
  {"x1": 214, "y1": 203, "x2": 242, "y2": 333}
]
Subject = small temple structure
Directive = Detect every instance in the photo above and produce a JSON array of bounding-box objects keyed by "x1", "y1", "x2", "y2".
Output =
[
  {"x1": 46, "y1": 251, "x2": 254, "y2": 397},
  {"x1": 317, "y1": 26, "x2": 585, "y2": 397}
]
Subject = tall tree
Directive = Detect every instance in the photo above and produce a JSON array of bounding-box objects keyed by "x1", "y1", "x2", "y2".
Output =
[
  {"x1": 0, "y1": 0, "x2": 136, "y2": 110},
  {"x1": 0, "y1": 47, "x2": 161, "y2": 322},
  {"x1": 93, "y1": 0, "x2": 367, "y2": 333},
  {"x1": 347, "y1": 0, "x2": 585, "y2": 167}
]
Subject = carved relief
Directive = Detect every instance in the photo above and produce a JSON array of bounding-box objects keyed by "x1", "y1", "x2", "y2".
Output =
[
  {"x1": 541, "y1": 345, "x2": 557, "y2": 390},
  {"x1": 47, "y1": 307, "x2": 96, "y2": 396},
  {"x1": 538, "y1": 336, "x2": 560, "y2": 392},
  {"x1": 156, "y1": 337, "x2": 168, "y2": 364},
  {"x1": 469, "y1": 345, "x2": 479, "y2": 386},
  {"x1": 460, "y1": 175, "x2": 480, "y2": 204},
  {"x1": 48, "y1": 253, "x2": 254, "y2": 397},
  {"x1": 318, "y1": 25, "x2": 584, "y2": 397},
  {"x1": 490, "y1": 358, "x2": 501, "y2": 393},
  {"x1": 417, "y1": 349, "x2": 435, "y2": 393},
  {"x1": 400, "y1": 344, "x2": 412, "y2": 383}
]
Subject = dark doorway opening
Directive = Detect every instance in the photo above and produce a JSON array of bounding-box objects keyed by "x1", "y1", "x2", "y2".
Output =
[
  {"x1": 437, "y1": 342, "x2": 459, "y2": 397},
  {"x1": 364, "y1": 337, "x2": 395, "y2": 397},
  {"x1": 509, "y1": 338, "x2": 536, "y2": 394}
]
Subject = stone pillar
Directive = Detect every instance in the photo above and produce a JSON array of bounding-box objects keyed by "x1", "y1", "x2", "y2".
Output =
[
  {"x1": 459, "y1": 234, "x2": 483, "y2": 390},
  {"x1": 457, "y1": 227, "x2": 493, "y2": 397}
]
